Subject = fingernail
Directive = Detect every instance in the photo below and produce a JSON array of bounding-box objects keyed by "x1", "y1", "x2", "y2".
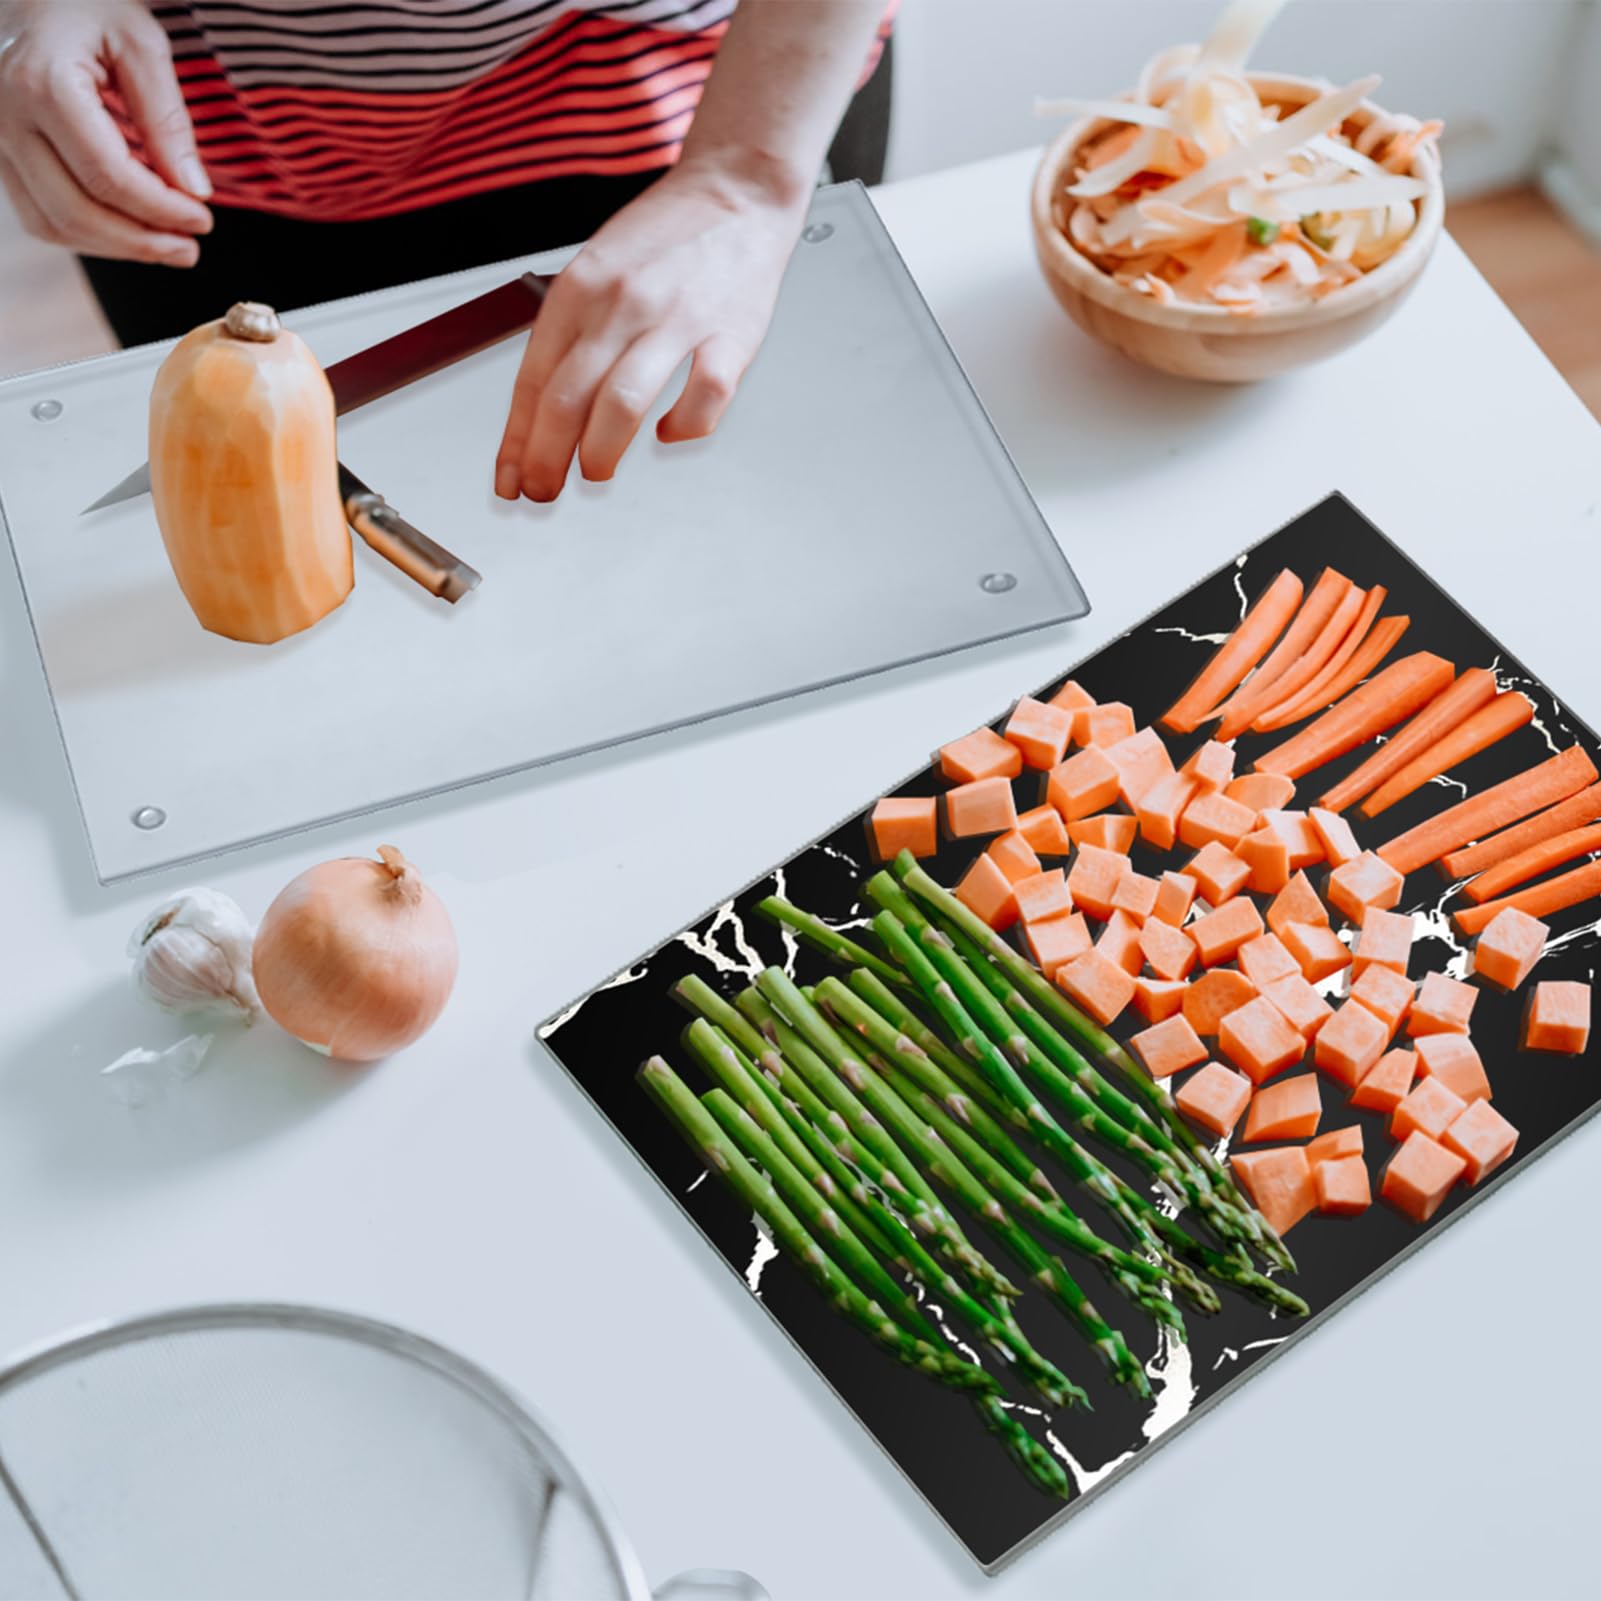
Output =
[
  {"x1": 161, "y1": 240, "x2": 199, "y2": 267},
  {"x1": 180, "y1": 156, "x2": 212, "y2": 198},
  {"x1": 494, "y1": 462, "x2": 519, "y2": 499}
]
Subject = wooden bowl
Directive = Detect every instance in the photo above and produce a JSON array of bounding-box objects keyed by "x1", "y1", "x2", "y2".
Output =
[{"x1": 1030, "y1": 73, "x2": 1444, "y2": 382}]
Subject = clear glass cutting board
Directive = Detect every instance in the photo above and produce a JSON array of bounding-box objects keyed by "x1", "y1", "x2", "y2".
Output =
[{"x1": 0, "y1": 183, "x2": 1087, "y2": 882}]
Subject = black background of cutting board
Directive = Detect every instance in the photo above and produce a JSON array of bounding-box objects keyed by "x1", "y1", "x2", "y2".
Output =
[{"x1": 538, "y1": 493, "x2": 1601, "y2": 1571}]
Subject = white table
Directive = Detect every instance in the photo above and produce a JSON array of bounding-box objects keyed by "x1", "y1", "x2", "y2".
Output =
[{"x1": 1, "y1": 147, "x2": 1597, "y2": 1600}]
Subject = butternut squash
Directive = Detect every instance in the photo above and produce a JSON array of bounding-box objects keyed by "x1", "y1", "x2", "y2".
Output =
[{"x1": 149, "y1": 302, "x2": 352, "y2": 644}]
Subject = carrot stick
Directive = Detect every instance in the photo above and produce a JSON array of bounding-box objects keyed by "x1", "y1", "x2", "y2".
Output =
[
  {"x1": 1359, "y1": 693, "x2": 1535, "y2": 818},
  {"x1": 1253, "y1": 652, "x2": 1455, "y2": 782},
  {"x1": 1453, "y1": 857, "x2": 1601, "y2": 937},
  {"x1": 1462, "y1": 822, "x2": 1601, "y2": 903},
  {"x1": 1205, "y1": 568, "x2": 1349, "y2": 734},
  {"x1": 1162, "y1": 567, "x2": 1304, "y2": 733},
  {"x1": 1252, "y1": 584, "x2": 1386, "y2": 733},
  {"x1": 1219, "y1": 579, "x2": 1369, "y2": 741},
  {"x1": 1440, "y1": 781, "x2": 1601, "y2": 880},
  {"x1": 1378, "y1": 744, "x2": 1599, "y2": 877},
  {"x1": 1319, "y1": 667, "x2": 1498, "y2": 813},
  {"x1": 1255, "y1": 614, "x2": 1411, "y2": 731}
]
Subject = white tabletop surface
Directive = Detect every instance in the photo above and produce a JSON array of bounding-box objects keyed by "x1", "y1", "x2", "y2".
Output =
[{"x1": 2, "y1": 146, "x2": 1597, "y2": 1601}]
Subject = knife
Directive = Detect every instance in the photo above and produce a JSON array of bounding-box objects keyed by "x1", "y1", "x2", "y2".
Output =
[
  {"x1": 340, "y1": 463, "x2": 481, "y2": 603},
  {"x1": 83, "y1": 271, "x2": 550, "y2": 514}
]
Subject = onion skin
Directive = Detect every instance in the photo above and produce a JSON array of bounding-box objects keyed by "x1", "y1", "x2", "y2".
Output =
[{"x1": 252, "y1": 845, "x2": 457, "y2": 1062}]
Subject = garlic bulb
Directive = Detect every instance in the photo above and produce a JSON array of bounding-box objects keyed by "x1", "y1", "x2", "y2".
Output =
[{"x1": 128, "y1": 888, "x2": 260, "y2": 1021}]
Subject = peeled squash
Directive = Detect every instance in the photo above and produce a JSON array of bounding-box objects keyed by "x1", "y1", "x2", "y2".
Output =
[{"x1": 150, "y1": 301, "x2": 352, "y2": 644}]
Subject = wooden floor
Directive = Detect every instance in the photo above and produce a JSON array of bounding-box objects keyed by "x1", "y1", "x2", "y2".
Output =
[{"x1": 2, "y1": 184, "x2": 1600, "y2": 418}]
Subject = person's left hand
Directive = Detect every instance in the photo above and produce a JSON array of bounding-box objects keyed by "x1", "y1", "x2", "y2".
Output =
[{"x1": 494, "y1": 154, "x2": 808, "y2": 501}]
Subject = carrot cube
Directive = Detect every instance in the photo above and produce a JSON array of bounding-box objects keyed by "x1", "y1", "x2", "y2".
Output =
[
  {"x1": 1227, "y1": 772, "x2": 1296, "y2": 812},
  {"x1": 1231, "y1": 1146, "x2": 1317, "y2": 1235},
  {"x1": 1183, "y1": 841, "x2": 1252, "y2": 907},
  {"x1": 1133, "y1": 976, "x2": 1188, "y2": 1023},
  {"x1": 1014, "y1": 868, "x2": 1073, "y2": 925},
  {"x1": 1077, "y1": 701, "x2": 1136, "y2": 748},
  {"x1": 1351, "y1": 907, "x2": 1413, "y2": 977},
  {"x1": 1408, "y1": 971, "x2": 1478, "y2": 1036},
  {"x1": 1130, "y1": 1013, "x2": 1208, "y2": 1079},
  {"x1": 1138, "y1": 917, "x2": 1197, "y2": 982},
  {"x1": 1048, "y1": 747, "x2": 1120, "y2": 822},
  {"x1": 870, "y1": 796, "x2": 938, "y2": 860},
  {"x1": 1280, "y1": 920, "x2": 1351, "y2": 983},
  {"x1": 1266, "y1": 870, "x2": 1330, "y2": 937},
  {"x1": 1348, "y1": 965, "x2": 1415, "y2": 1039},
  {"x1": 1181, "y1": 739, "x2": 1235, "y2": 795},
  {"x1": 947, "y1": 776, "x2": 1018, "y2": 838},
  {"x1": 1097, "y1": 909, "x2": 1145, "y2": 977},
  {"x1": 1188, "y1": 896, "x2": 1264, "y2": 967},
  {"x1": 1067, "y1": 844, "x2": 1128, "y2": 921},
  {"x1": 939, "y1": 726, "x2": 1021, "y2": 784},
  {"x1": 1390, "y1": 1075, "x2": 1468, "y2": 1144},
  {"x1": 1004, "y1": 695, "x2": 1073, "y2": 770},
  {"x1": 1174, "y1": 1062, "x2": 1252, "y2": 1137},
  {"x1": 1315, "y1": 1154, "x2": 1372, "y2": 1215},
  {"x1": 1179, "y1": 790, "x2": 1258, "y2": 852},
  {"x1": 1069, "y1": 814, "x2": 1137, "y2": 853},
  {"x1": 1016, "y1": 804, "x2": 1072, "y2": 857},
  {"x1": 1524, "y1": 979, "x2": 1591, "y2": 1053},
  {"x1": 1050, "y1": 679, "x2": 1095, "y2": 714},
  {"x1": 1184, "y1": 970, "x2": 1259, "y2": 1038},
  {"x1": 1381, "y1": 1131, "x2": 1467, "y2": 1222},
  {"x1": 1306, "y1": 1124, "x2": 1363, "y2": 1167},
  {"x1": 1024, "y1": 911, "x2": 1091, "y2": 978},
  {"x1": 1111, "y1": 872, "x2": 1160, "y2": 924},
  {"x1": 1314, "y1": 1000, "x2": 1389, "y2": 1089},
  {"x1": 1105, "y1": 727, "x2": 1174, "y2": 808},
  {"x1": 1325, "y1": 851, "x2": 1406, "y2": 926},
  {"x1": 1136, "y1": 772, "x2": 1198, "y2": 851},
  {"x1": 986, "y1": 830, "x2": 1042, "y2": 884},
  {"x1": 1238, "y1": 933, "x2": 1299, "y2": 990},
  {"x1": 1414, "y1": 1033, "x2": 1491, "y2": 1103},
  {"x1": 1351, "y1": 1048, "x2": 1417, "y2": 1113},
  {"x1": 1243, "y1": 1073, "x2": 1323, "y2": 1142},
  {"x1": 1218, "y1": 995, "x2": 1307, "y2": 1084},
  {"x1": 1236, "y1": 829, "x2": 1292, "y2": 895},
  {"x1": 1473, "y1": 905, "x2": 1548, "y2": 991},
  {"x1": 1152, "y1": 870, "x2": 1198, "y2": 927},
  {"x1": 1259, "y1": 809, "x2": 1325, "y2": 869},
  {"x1": 1056, "y1": 947, "x2": 1136, "y2": 1026},
  {"x1": 1442, "y1": 1099, "x2": 1519, "y2": 1184},
  {"x1": 1260, "y1": 973, "x2": 1335, "y2": 1039},
  {"x1": 1308, "y1": 806, "x2": 1361, "y2": 868},
  {"x1": 955, "y1": 852, "x2": 1020, "y2": 931}
]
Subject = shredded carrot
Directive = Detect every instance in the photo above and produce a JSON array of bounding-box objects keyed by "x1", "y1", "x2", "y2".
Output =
[{"x1": 1359, "y1": 693, "x2": 1535, "y2": 818}]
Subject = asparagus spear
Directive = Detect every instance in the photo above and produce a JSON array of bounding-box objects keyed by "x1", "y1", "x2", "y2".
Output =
[{"x1": 752, "y1": 895, "x2": 910, "y2": 992}]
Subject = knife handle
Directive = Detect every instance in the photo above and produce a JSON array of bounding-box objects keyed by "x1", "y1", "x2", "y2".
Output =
[{"x1": 345, "y1": 492, "x2": 482, "y2": 603}]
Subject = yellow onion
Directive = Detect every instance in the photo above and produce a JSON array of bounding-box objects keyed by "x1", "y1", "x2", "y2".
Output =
[{"x1": 252, "y1": 845, "x2": 457, "y2": 1061}]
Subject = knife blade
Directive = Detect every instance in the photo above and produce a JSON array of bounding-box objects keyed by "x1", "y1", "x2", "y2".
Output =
[
  {"x1": 339, "y1": 463, "x2": 480, "y2": 603},
  {"x1": 83, "y1": 271, "x2": 550, "y2": 514}
]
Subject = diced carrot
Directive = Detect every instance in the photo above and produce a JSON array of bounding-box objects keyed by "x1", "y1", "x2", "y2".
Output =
[
  {"x1": 1361, "y1": 693, "x2": 1536, "y2": 818},
  {"x1": 986, "y1": 830, "x2": 1042, "y2": 884},
  {"x1": 1258, "y1": 614, "x2": 1412, "y2": 730},
  {"x1": 1252, "y1": 583, "x2": 1388, "y2": 734},
  {"x1": 1130, "y1": 1013, "x2": 1208, "y2": 1079},
  {"x1": 1111, "y1": 871, "x2": 1160, "y2": 923},
  {"x1": 1351, "y1": 907, "x2": 1413, "y2": 977},
  {"x1": 1178, "y1": 790, "x2": 1258, "y2": 851},
  {"x1": 870, "y1": 796, "x2": 938, "y2": 860},
  {"x1": 1067, "y1": 844, "x2": 1128, "y2": 921},
  {"x1": 940, "y1": 727, "x2": 1022, "y2": 785},
  {"x1": 1188, "y1": 896, "x2": 1264, "y2": 967},
  {"x1": 1348, "y1": 964, "x2": 1415, "y2": 1038},
  {"x1": 1174, "y1": 1062, "x2": 1253, "y2": 1137},
  {"x1": 1014, "y1": 868, "x2": 1074, "y2": 925},
  {"x1": 1315, "y1": 1153, "x2": 1372, "y2": 1215},
  {"x1": 1258, "y1": 809, "x2": 1324, "y2": 869},
  {"x1": 1381, "y1": 1132, "x2": 1467, "y2": 1222},
  {"x1": 1230, "y1": 1146, "x2": 1317, "y2": 1234},
  {"x1": 1314, "y1": 1000, "x2": 1389, "y2": 1088},
  {"x1": 1308, "y1": 807, "x2": 1360, "y2": 868},
  {"x1": 1097, "y1": 909, "x2": 1145, "y2": 977},
  {"x1": 1453, "y1": 858, "x2": 1601, "y2": 937},
  {"x1": 1139, "y1": 917, "x2": 1197, "y2": 982},
  {"x1": 1136, "y1": 772, "x2": 1198, "y2": 851},
  {"x1": 1004, "y1": 696, "x2": 1074, "y2": 770},
  {"x1": 1409, "y1": 972, "x2": 1478, "y2": 1036},
  {"x1": 1280, "y1": 921, "x2": 1351, "y2": 983},
  {"x1": 1152, "y1": 870, "x2": 1198, "y2": 927},
  {"x1": 1016, "y1": 803, "x2": 1072, "y2": 857},
  {"x1": 1025, "y1": 911, "x2": 1092, "y2": 978},
  {"x1": 1105, "y1": 727, "x2": 1174, "y2": 809},
  {"x1": 1260, "y1": 973, "x2": 1335, "y2": 1039},
  {"x1": 1209, "y1": 568, "x2": 1348, "y2": 736},
  {"x1": 1184, "y1": 969, "x2": 1259, "y2": 1037},
  {"x1": 1048, "y1": 747, "x2": 1121, "y2": 823},
  {"x1": 1243, "y1": 1073, "x2": 1322, "y2": 1141},
  {"x1": 1162, "y1": 567, "x2": 1304, "y2": 734},
  {"x1": 1078, "y1": 702, "x2": 1137, "y2": 748},
  {"x1": 1226, "y1": 772, "x2": 1296, "y2": 812},
  {"x1": 1351, "y1": 1047, "x2": 1416, "y2": 1112},
  {"x1": 1472, "y1": 905, "x2": 1548, "y2": 990},
  {"x1": 1319, "y1": 668, "x2": 1499, "y2": 813},
  {"x1": 1069, "y1": 814, "x2": 1138, "y2": 853},
  {"x1": 1380, "y1": 745, "x2": 1599, "y2": 877},
  {"x1": 1442, "y1": 1099, "x2": 1519, "y2": 1184},
  {"x1": 1050, "y1": 679, "x2": 1095, "y2": 714},
  {"x1": 1439, "y1": 781, "x2": 1601, "y2": 880},
  {"x1": 1255, "y1": 653, "x2": 1456, "y2": 781},
  {"x1": 1306, "y1": 1124, "x2": 1363, "y2": 1167},
  {"x1": 1056, "y1": 947, "x2": 1137, "y2": 1026},
  {"x1": 1133, "y1": 976, "x2": 1188, "y2": 1023},
  {"x1": 956, "y1": 853, "x2": 1021, "y2": 930},
  {"x1": 1325, "y1": 851, "x2": 1405, "y2": 926},
  {"x1": 1465, "y1": 822, "x2": 1601, "y2": 905},
  {"x1": 1183, "y1": 841, "x2": 1252, "y2": 906},
  {"x1": 1414, "y1": 1033, "x2": 1491, "y2": 1104},
  {"x1": 1524, "y1": 979, "x2": 1591, "y2": 1054},
  {"x1": 1218, "y1": 995, "x2": 1306, "y2": 1084},
  {"x1": 1390, "y1": 1076, "x2": 1468, "y2": 1144},
  {"x1": 947, "y1": 776, "x2": 1019, "y2": 839},
  {"x1": 1237, "y1": 933, "x2": 1299, "y2": 990},
  {"x1": 1266, "y1": 868, "x2": 1332, "y2": 934},
  {"x1": 1181, "y1": 740, "x2": 1235, "y2": 794}
]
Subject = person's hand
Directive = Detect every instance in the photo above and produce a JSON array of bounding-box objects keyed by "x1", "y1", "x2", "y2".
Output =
[
  {"x1": 495, "y1": 154, "x2": 810, "y2": 501},
  {"x1": 0, "y1": 0, "x2": 212, "y2": 264}
]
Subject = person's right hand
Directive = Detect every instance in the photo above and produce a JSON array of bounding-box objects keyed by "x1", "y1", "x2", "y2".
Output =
[{"x1": 0, "y1": 0, "x2": 212, "y2": 264}]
